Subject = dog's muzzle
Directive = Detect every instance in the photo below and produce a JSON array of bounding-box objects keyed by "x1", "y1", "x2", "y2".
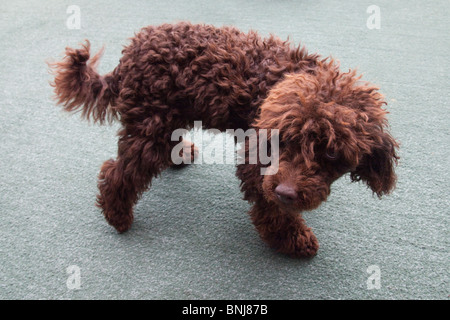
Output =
[{"x1": 274, "y1": 183, "x2": 297, "y2": 205}]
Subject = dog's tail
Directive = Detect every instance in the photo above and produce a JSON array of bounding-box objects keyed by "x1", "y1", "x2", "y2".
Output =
[{"x1": 49, "y1": 40, "x2": 118, "y2": 124}]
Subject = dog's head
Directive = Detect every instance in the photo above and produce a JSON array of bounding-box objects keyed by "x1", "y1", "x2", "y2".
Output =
[{"x1": 253, "y1": 61, "x2": 399, "y2": 212}]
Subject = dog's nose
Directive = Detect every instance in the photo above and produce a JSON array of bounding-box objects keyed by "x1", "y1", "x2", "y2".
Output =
[{"x1": 274, "y1": 184, "x2": 297, "y2": 204}]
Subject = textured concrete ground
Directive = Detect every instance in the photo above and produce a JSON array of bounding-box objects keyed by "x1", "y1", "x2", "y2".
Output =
[{"x1": 0, "y1": 0, "x2": 448, "y2": 299}]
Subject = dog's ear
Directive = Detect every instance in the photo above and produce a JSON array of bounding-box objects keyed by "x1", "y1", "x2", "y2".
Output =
[{"x1": 350, "y1": 131, "x2": 399, "y2": 197}]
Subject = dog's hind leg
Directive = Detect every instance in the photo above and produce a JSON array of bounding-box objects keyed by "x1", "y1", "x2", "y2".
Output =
[
  {"x1": 96, "y1": 129, "x2": 175, "y2": 233},
  {"x1": 170, "y1": 138, "x2": 199, "y2": 168}
]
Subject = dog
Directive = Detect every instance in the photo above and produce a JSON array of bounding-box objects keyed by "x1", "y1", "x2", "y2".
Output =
[{"x1": 50, "y1": 22, "x2": 399, "y2": 257}]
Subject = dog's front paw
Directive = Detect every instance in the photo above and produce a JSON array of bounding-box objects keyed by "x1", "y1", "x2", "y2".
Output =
[
  {"x1": 287, "y1": 228, "x2": 319, "y2": 258},
  {"x1": 270, "y1": 227, "x2": 319, "y2": 258}
]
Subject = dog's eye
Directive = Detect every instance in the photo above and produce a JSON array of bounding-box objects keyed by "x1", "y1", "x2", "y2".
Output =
[{"x1": 325, "y1": 149, "x2": 338, "y2": 160}]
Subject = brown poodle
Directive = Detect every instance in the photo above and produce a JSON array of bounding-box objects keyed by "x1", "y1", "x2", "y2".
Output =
[{"x1": 49, "y1": 22, "x2": 399, "y2": 258}]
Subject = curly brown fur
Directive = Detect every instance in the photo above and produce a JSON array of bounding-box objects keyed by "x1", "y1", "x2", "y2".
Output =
[{"x1": 50, "y1": 22, "x2": 399, "y2": 258}]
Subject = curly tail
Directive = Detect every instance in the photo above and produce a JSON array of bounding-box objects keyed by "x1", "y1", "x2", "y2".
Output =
[{"x1": 49, "y1": 40, "x2": 118, "y2": 124}]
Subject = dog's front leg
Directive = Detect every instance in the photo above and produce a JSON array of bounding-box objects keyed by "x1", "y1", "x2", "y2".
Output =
[{"x1": 249, "y1": 201, "x2": 319, "y2": 258}]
